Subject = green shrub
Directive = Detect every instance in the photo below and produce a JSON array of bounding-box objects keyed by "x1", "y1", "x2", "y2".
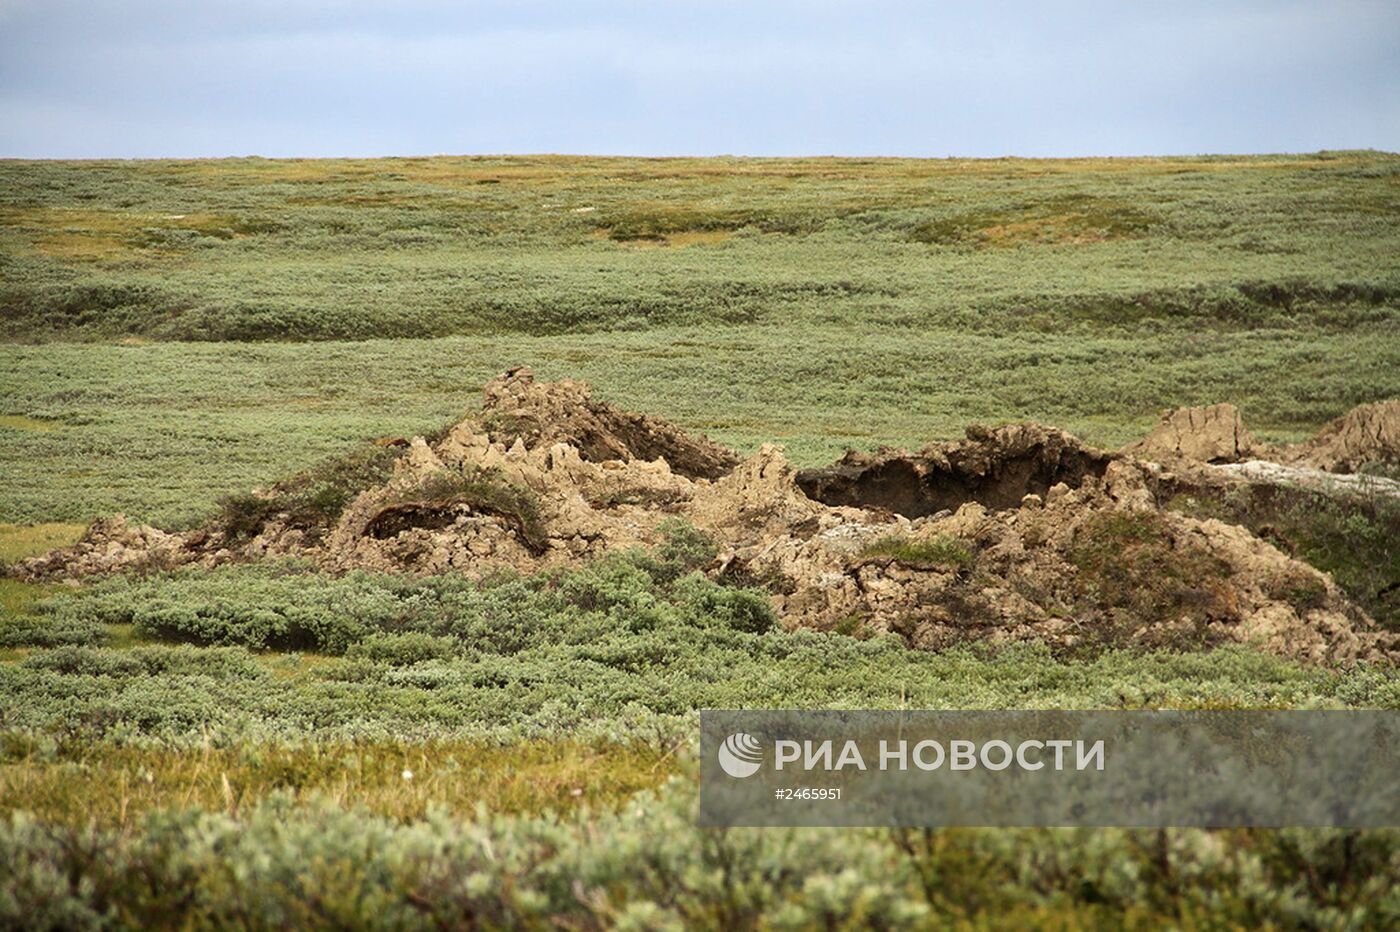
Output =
[
  {"x1": 21, "y1": 644, "x2": 262, "y2": 680},
  {"x1": 671, "y1": 572, "x2": 776, "y2": 634},
  {"x1": 0, "y1": 611, "x2": 108, "y2": 649},
  {"x1": 0, "y1": 782, "x2": 1396, "y2": 929},
  {"x1": 27, "y1": 539, "x2": 774, "y2": 658},
  {"x1": 219, "y1": 444, "x2": 402, "y2": 542},
  {"x1": 348, "y1": 633, "x2": 457, "y2": 666},
  {"x1": 652, "y1": 517, "x2": 719, "y2": 581}
]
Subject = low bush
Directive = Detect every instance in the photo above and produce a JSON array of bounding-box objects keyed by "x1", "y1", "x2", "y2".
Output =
[
  {"x1": 19, "y1": 539, "x2": 773, "y2": 656},
  {"x1": 3, "y1": 628, "x2": 1394, "y2": 745},
  {"x1": 0, "y1": 781, "x2": 1395, "y2": 929},
  {"x1": 219, "y1": 443, "x2": 402, "y2": 542},
  {"x1": 0, "y1": 611, "x2": 108, "y2": 649},
  {"x1": 20, "y1": 644, "x2": 263, "y2": 680},
  {"x1": 348, "y1": 632, "x2": 458, "y2": 666}
]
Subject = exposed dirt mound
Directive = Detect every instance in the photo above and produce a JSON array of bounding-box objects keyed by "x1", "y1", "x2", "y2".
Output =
[
  {"x1": 1126, "y1": 400, "x2": 1400, "y2": 476},
  {"x1": 13, "y1": 375, "x2": 1398, "y2": 666},
  {"x1": 753, "y1": 461, "x2": 1388, "y2": 664},
  {"x1": 1282, "y1": 400, "x2": 1400, "y2": 474},
  {"x1": 479, "y1": 367, "x2": 739, "y2": 480},
  {"x1": 795, "y1": 424, "x2": 1112, "y2": 517},
  {"x1": 10, "y1": 516, "x2": 200, "y2": 579},
  {"x1": 1126, "y1": 403, "x2": 1258, "y2": 464}
]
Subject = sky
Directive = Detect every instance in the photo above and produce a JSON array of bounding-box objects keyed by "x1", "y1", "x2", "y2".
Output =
[{"x1": 1, "y1": 0, "x2": 1397, "y2": 159}]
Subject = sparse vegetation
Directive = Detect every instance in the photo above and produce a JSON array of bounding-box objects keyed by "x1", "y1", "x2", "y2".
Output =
[
  {"x1": 1067, "y1": 511, "x2": 1235, "y2": 652},
  {"x1": 860, "y1": 534, "x2": 974, "y2": 568},
  {"x1": 1169, "y1": 484, "x2": 1400, "y2": 630}
]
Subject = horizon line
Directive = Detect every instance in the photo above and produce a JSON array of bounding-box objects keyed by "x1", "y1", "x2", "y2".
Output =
[{"x1": 3, "y1": 148, "x2": 1397, "y2": 164}]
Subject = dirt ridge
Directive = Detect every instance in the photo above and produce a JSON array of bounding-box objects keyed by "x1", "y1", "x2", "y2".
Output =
[{"x1": 12, "y1": 374, "x2": 1399, "y2": 665}]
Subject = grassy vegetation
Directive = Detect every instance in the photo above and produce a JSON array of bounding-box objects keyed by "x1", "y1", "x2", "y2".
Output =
[
  {"x1": 859, "y1": 534, "x2": 974, "y2": 568},
  {"x1": 1, "y1": 153, "x2": 1398, "y2": 527},
  {"x1": 2, "y1": 781, "x2": 1396, "y2": 929},
  {"x1": 0, "y1": 738, "x2": 677, "y2": 828},
  {"x1": 0, "y1": 522, "x2": 85, "y2": 565},
  {"x1": 3, "y1": 153, "x2": 1398, "y2": 925},
  {"x1": 3, "y1": 323, "x2": 1397, "y2": 528},
  {"x1": 0, "y1": 522, "x2": 85, "y2": 631},
  {"x1": 3, "y1": 154, "x2": 1398, "y2": 342}
]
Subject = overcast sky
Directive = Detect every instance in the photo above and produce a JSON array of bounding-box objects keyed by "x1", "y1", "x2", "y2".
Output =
[{"x1": 1, "y1": 0, "x2": 1397, "y2": 159}]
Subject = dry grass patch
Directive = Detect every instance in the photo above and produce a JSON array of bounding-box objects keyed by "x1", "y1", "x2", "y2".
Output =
[
  {"x1": 0, "y1": 523, "x2": 86, "y2": 565},
  {"x1": 0, "y1": 207, "x2": 275, "y2": 261},
  {"x1": 912, "y1": 195, "x2": 1156, "y2": 247},
  {"x1": 0, "y1": 580, "x2": 60, "y2": 618},
  {"x1": 0, "y1": 415, "x2": 59, "y2": 432},
  {"x1": 0, "y1": 739, "x2": 680, "y2": 829}
]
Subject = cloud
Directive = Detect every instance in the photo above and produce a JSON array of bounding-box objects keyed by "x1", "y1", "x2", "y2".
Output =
[{"x1": 1, "y1": 0, "x2": 1397, "y2": 157}]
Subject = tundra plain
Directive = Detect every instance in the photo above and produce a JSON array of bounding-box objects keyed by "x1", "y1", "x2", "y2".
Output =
[{"x1": 1, "y1": 153, "x2": 1398, "y2": 927}]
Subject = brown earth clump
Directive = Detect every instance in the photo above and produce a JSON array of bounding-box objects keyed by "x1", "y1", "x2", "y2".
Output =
[
  {"x1": 1281, "y1": 400, "x2": 1400, "y2": 474},
  {"x1": 11, "y1": 374, "x2": 1398, "y2": 666},
  {"x1": 478, "y1": 367, "x2": 739, "y2": 480},
  {"x1": 11, "y1": 515, "x2": 200, "y2": 579},
  {"x1": 1125, "y1": 399, "x2": 1400, "y2": 476},
  {"x1": 1125, "y1": 403, "x2": 1258, "y2": 464}
]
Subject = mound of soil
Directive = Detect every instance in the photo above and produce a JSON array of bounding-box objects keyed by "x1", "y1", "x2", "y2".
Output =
[
  {"x1": 1282, "y1": 400, "x2": 1400, "y2": 474},
  {"x1": 10, "y1": 516, "x2": 196, "y2": 580},
  {"x1": 1126, "y1": 399, "x2": 1400, "y2": 477},
  {"x1": 479, "y1": 367, "x2": 739, "y2": 480},
  {"x1": 1126, "y1": 403, "x2": 1258, "y2": 464},
  {"x1": 13, "y1": 375, "x2": 1398, "y2": 666}
]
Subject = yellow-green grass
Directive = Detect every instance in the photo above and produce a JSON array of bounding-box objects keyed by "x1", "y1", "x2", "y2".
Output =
[
  {"x1": 0, "y1": 739, "x2": 679, "y2": 829},
  {"x1": 0, "y1": 523, "x2": 85, "y2": 621},
  {"x1": 859, "y1": 534, "x2": 975, "y2": 568},
  {"x1": 0, "y1": 579, "x2": 61, "y2": 618},
  {"x1": 0, "y1": 415, "x2": 60, "y2": 432},
  {"x1": 0, "y1": 522, "x2": 86, "y2": 564},
  {"x1": 0, "y1": 524, "x2": 85, "y2": 630}
]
